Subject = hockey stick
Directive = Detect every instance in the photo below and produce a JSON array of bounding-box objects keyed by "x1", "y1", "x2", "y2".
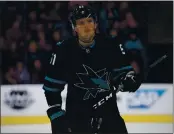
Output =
[
  {"x1": 90, "y1": 55, "x2": 168, "y2": 134},
  {"x1": 149, "y1": 54, "x2": 167, "y2": 68},
  {"x1": 93, "y1": 54, "x2": 168, "y2": 110}
]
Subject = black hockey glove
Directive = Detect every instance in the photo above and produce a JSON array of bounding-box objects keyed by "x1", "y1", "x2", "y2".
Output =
[
  {"x1": 111, "y1": 70, "x2": 141, "y2": 92},
  {"x1": 47, "y1": 106, "x2": 72, "y2": 134},
  {"x1": 119, "y1": 70, "x2": 141, "y2": 92}
]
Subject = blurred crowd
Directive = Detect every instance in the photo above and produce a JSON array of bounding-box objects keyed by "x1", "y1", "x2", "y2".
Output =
[{"x1": 0, "y1": 1, "x2": 147, "y2": 84}]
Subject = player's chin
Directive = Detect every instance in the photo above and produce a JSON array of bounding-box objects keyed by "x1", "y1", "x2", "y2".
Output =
[
  {"x1": 84, "y1": 34, "x2": 95, "y2": 41},
  {"x1": 81, "y1": 36, "x2": 93, "y2": 43},
  {"x1": 82, "y1": 39, "x2": 93, "y2": 44}
]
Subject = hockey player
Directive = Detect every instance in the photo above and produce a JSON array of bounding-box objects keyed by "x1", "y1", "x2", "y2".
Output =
[{"x1": 43, "y1": 5, "x2": 144, "y2": 134}]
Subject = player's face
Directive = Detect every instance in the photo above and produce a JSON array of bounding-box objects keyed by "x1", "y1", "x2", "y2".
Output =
[{"x1": 75, "y1": 17, "x2": 96, "y2": 43}]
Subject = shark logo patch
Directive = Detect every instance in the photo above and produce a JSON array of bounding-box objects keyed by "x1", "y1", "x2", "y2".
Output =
[{"x1": 74, "y1": 65, "x2": 111, "y2": 100}]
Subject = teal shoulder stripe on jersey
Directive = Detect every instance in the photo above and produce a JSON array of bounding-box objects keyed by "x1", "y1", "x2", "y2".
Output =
[
  {"x1": 56, "y1": 40, "x2": 64, "y2": 46},
  {"x1": 43, "y1": 85, "x2": 61, "y2": 92},
  {"x1": 50, "y1": 111, "x2": 65, "y2": 121},
  {"x1": 90, "y1": 40, "x2": 95, "y2": 48},
  {"x1": 113, "y1": 66, "x2": 133, "y2": 72},
  {"x1": 45, "y1": 76, "x2": 66, "y2": 84}
]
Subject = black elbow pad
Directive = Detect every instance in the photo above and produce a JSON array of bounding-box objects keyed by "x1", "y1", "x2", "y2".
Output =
[{"x1": 44, "y1": 90, "x2": 62, "y2": 106}]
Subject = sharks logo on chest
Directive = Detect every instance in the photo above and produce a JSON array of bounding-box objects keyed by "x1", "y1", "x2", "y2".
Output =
[{"x1": 74, "y1": 65, "x2": 112, "y2": 100}]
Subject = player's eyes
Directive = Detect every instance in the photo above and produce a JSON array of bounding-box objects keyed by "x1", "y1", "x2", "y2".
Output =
[
  {"x1": 77, "y1": 19, "x2": 93, "y2": 26},
  {"x1": 87, "y1": 19, "x2": 93, "y2": 23},
  {"x1": 78, "y1": 21, "x2": 85, "y2": 25}
]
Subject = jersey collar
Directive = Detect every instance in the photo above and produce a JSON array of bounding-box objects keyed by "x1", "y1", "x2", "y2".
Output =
[{"x1": 79, "y1": 40, "x2": 96, "y2": 50}]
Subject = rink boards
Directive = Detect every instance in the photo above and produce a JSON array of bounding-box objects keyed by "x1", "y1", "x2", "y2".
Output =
[{"x1": 1, "y1": 84, "x2": 173, "y2": 125}]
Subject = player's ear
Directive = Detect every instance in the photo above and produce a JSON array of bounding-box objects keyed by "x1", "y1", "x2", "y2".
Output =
[
  {"x1": 94, "y1": 23, "x2": 98, "y2": 31},
  {"x1": 73, "y1": 21, "x2": 78, "y2": 32},
  {"x1": 74, "y1": 27, "x2": 78, "y2": 32}
]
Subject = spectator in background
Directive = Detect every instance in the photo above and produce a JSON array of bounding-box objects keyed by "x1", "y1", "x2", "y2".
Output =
[
  {"x1": 2, "y1": 38, "x2": 26, "y2": 76},
  {"x1": 25, "y1": 32, "x2": 32, "y2": 44},
  {"x1": 49, "y1": 2, "x2": 70, "y2": 39},
  {"x1": 31, "y1": 59, "x2": 44, "y2": 84},
  {"x1": 47, "y1": 21, "x2": 53, "y2": 31},
  {"x1": 110, "y1": 19, "x2": 121, "y2": 37},
  {"x1": 124, "y1": 29, "x2": 145, "y2": 61},
  {"x1": 112, "y1": 19, "x2": 120, "y2": 29},
  {"x1": 119, "y1": 2, "x2": 129, "y2": 36},
  {"x1": 23, "y1": 32, "x2": 33, "y2": 52},
  {"x1": 7, "y1": 41, "x2": 20, "y2": 63},
  {"x1": 1, "y1": 2, "x2": 18, "y2": 35},
  {"x1": 16, "y1": 14, "x2": 23, "y2": 23},
  {"x1": 45, "y1": 21, "x2": 53, "y2": 40},
  {"x1": 5, "y1": 20, "x2": 22, "y2": 45},
  {"x1": 17, "y1": 40, "x2": 26, "y2": 59},
  {"x1": 16, "y1": 14, "x2": 23, "y2": 28},
  {"x1": 107, "y1": 2, "x2": 119, "y2": 25},
  {"x1": 124, "y1": 28, "x2": 144, "y2": 57},
  {"x1": 109, "y1": 28, "x2": 118, "y2": 38},
  {"x1": 15, "y1": 61, "x2": 30, "y2": 84},
  {"x1": 119, "y1": 1, "x2": 130, "y2": 20},
  {"x1": 54, "y1": 22, "x2": 70, "y2": 40},
  {"x1": 119, "y1": 1, "x2": 129, "y2": 12},
  {"x1": 88, "y1": 2, "x2": 101, "y2": 13},
  {"x1": 124, "y1": 28, "x2": 148, "y2": 80},
  {"x1": 36, "y1": 23, "x2": 44, "y2": 32},
  {"x1": 125, "y1": 28, "x2": 141, "y2": 44},
  {"x1": 37, "y1": 31, "x2": 52, "y2": 51},
  {"x1": 26, "y1": 41, "x2": 40, "y2": 71},
  {"x1": 125, "y1": 11, "x2": 137, "y2": 28},
  {"x1": 38, "y1": 2, "x2": 46, "y2": 14},
  {"x1": 99, "y1": 2, "x2": 119, "y2": 34},
  {"x1": 52, "y1": 29, "x2": 61, "y2": 44},
  {"x1": 119, "y1": 2, "x2": 137, "y2": 35},
  {"x1": 27, "y1": 10, "x2": 38, "y2": 40},
  {"x1": 38, "y1": 2, "x2": 49, "y2": 21},
  {"x1": 4, "y1": 66, "x2": 17, "y2": 84},
  {"x1": 28, "y1": 10, "x2": 38, "y2": 30},
  {"x1": 49, "y1": 2, "x2": 62, "y2": 21}
]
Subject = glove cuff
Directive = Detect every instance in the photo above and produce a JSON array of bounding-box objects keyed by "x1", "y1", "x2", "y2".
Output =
[
  {"x1": 47, "y1": 106, "x2": 66, "y2": 121},
  {"x1": 47, "y1": 106, "x2": 71, "y2": 133}
]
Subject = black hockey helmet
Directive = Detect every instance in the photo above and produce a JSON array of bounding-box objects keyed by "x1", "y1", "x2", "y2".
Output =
[{"x1": 70, "y1": 5, "x2": 97, "y2": 29}]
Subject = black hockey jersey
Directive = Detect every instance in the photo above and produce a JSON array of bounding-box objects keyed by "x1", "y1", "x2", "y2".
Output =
[{"x1": 43, "y1": 34, "x2": 132, "y2": 126}]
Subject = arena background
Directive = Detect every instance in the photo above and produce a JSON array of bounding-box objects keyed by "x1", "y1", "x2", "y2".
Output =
[{"x1": 0, "y1": 1, "x2": 173, "y2": 133}]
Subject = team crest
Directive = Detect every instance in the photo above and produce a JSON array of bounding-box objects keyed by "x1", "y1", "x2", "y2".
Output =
[{"x1": 74, "y1": 65, "x2": 112, "y2": 100}]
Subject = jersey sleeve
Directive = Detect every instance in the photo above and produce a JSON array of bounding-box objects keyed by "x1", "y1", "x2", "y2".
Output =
[
  {"x1": 111, "y1": 39, "x2": 134, "y2": 77},
  {"x1": 43, "y1": 43, "x2": 68, "y2": 107},
  {"x1": 117, "y1": 42, "x2": 132, "y2": 68},
  {"x1": 114, "y1": 40, "x2": 146, "y2": 86},
  {"x1": 124, "y1": 39, "x2": 148, "y2": 79},
  {"x1": 111, "y1": 39, "x2": 144, "y2": 90}
]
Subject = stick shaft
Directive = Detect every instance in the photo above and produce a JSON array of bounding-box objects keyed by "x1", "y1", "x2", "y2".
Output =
[{"x1": 93, "y1": 55, "x2": 167, "y2": 109}]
